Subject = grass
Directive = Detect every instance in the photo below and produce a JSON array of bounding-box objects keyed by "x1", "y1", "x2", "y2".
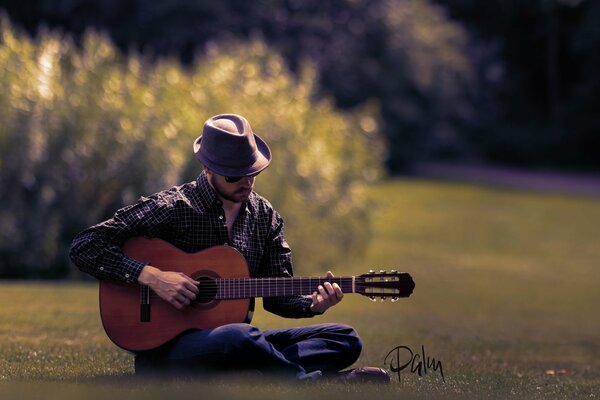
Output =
[{"x1": 1, "y1": 178, "x2": 599, "y2": 398}]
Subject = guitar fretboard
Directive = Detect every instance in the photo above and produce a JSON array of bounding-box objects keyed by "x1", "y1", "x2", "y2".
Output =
[{"x1": 211, "y1": 277, "x2": 356, "y2": 299}]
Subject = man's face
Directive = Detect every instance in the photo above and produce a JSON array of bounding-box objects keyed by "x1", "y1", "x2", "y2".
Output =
[{"x1": 207, "y1": 170, "x2": 255, "y2": 203}]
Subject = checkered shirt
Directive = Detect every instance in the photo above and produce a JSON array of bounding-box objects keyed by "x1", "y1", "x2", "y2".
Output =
[{"x1": 69, "y1": 172, "x2": 316, "y2": 318}]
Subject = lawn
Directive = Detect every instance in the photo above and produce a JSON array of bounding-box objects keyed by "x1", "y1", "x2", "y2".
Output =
[{"x1": 1, "y1": 178, "x2": 599, "y2": 399}]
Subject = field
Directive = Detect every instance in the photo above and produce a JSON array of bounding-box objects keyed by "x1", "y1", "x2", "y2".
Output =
[{"x1": 1, "y1": 178, "x2": 599, "y2": 399}]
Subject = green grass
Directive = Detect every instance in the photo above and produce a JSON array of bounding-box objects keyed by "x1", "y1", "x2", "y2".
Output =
[{"x1": 1, "y1": 178, "x2": 599, "y2": 398}]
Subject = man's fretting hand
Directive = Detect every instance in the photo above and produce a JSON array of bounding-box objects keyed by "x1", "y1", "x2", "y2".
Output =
[
  {"x1": 310, "y1": 271, "x2": 344, "y2": 314},
  {"x1": 138, "y1": 265, "x2": 199, "y2": 310}
]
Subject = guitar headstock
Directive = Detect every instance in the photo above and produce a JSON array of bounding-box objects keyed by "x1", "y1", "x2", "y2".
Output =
[{"x1": 356, "y1": 270, "x2": 415, "y2": 301}]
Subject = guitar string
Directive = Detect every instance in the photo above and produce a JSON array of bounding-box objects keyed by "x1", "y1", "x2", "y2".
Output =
[
  {"x1": 142, "y1": 281, "x2": 409, "y2": 299},
  {"x1": 188, "y1": 281, "x2": 399, "y2": 293},
  {"x1": 142, "y1": 282, "x2": 403, "y2": 291},
  {"x1": 137, "y1": 277, "x2": 408, "y2": 294}
]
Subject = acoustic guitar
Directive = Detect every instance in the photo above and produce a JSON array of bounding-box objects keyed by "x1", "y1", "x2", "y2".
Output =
[{"x1": 99, "y1": 237, "x2": 415, "y2": 351}]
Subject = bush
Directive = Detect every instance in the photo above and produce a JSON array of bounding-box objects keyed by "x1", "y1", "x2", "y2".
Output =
[{"x1": 0, "y1": 18, "x2": 383, "y2": 278}]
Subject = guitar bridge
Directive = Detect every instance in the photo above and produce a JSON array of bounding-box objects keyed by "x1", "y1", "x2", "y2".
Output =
[{"x1": 140, "y1": 285, "x2": 151, "y2": 322}]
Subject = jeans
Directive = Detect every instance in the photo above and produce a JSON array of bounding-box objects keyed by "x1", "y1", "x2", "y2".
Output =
[{"x1": 134, "y1": 323, "x2": 362, "y2": 380}]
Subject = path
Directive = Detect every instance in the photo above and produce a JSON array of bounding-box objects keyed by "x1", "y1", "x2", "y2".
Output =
[{"x1": 413, "y1": 162, "x2": 600, "y2": 197}]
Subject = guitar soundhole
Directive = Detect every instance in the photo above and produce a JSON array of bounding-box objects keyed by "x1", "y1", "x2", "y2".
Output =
[
  {"x1": 189, "y1": 270, "x2": 221, "y2": 309},
  {"x1": 195, "y1": 276, "x2": 218, "y2": 303}
]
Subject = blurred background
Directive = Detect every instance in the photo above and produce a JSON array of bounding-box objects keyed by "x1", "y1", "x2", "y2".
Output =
[{"x1": 0, "y1": 0, "x2": 598, "y2": 279}]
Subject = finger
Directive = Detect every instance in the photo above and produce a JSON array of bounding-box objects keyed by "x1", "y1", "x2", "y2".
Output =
[
  {"x1": 327, "y1": 270, "x2": 335, "y2": 278},
  {"x1": 312, "y1": 291, "x2": 319, "y2": 305},
  {"x1": 170, "y1": 298, "x2": 184, "y2": 310},
  {"x1": 318, "y1": 285, "x2": 329, "y2": 300},
  {"x1": 180, "y1": 287, "x2": 197, "y2": 300},
  {"x1": 179, "y1": 299, "x2": 190, "y2": 308},
  {"x1": 333, "y1": 283, "x2": 344, "y2": 300},
  {"x1": 175, "y1": 294, "x2": 187, "y2": 303},
  {"x1": 181, "y1": 273, "x2": 200, "y2": 286},
  {"x1": 182, "y1": 280, "x2": 200, "y2": 294},
  {"x1": 323, "y1": 282, "x2": 334, "y2": 295},
  {"x1": 179, "y1": 272, "x2": 199, "y2": 284}
]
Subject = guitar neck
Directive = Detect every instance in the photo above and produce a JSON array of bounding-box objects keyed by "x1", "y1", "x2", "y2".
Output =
[{"x1": 213, "y1": 277, "x2": 356, "y2": 300}]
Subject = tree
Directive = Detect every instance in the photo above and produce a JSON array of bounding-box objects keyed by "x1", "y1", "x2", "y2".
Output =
[{"x1": 0, "y1": 0, "x2": 475, "y2": 171}]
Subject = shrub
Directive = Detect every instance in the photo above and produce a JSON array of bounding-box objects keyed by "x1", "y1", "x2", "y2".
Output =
[{"x1": 0, "y1": 18, "x2": 383, "y2": 278}]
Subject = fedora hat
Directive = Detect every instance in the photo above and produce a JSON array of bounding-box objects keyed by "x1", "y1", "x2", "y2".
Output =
[{"x1": 193, "y1": 114, "x2": 271, "y2": 177}]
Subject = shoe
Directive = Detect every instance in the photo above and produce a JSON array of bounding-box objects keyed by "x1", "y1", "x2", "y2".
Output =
[{"x1": 333, "y1": 367, "x2": 391, "y2": 383}]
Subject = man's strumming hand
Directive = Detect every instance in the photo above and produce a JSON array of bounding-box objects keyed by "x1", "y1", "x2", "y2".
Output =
[{"x1": 138, "y1": 265, "x2": 199, "y2": 310}]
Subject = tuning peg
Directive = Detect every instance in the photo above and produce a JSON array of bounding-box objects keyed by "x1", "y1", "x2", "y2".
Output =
[
  {"x1": 368, "y1": 270, "x2": 374, "y2": 274},
  {"x1": 391, "y1": 297, "x2": 399, "y2": 302},
  {"x1": 390, "y1": 269, "x2": 397, "y2": 274},
  {"x1": 379, "y1": 269, "x2": 385, "y2": 273},
  {"x1": 369, "y1": 296, "x2": 377, "y2": 302},
  {"x1": 380, "y1": 297, "x2": 386, "y2": 302}
]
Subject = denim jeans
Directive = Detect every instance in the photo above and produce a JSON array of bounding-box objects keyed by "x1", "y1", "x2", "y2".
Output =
[{"x1": 134, "y1": 323, "x2": 362, "y2": 380}]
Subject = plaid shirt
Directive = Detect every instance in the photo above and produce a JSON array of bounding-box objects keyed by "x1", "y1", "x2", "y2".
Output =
[{"x1": 70, "y1": 172, "x2": 316, "y2": 318}]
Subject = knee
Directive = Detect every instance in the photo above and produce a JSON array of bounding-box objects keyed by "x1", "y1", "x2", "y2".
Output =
[
  {"x1": 211, "y1": 323, "x2": 261, "y2": 350},
  {"x1": 321, "y1": 323, "x2": 362, "y2": 365},
  {"x1": 338, "y1": 323, "x2": 362, "y2": 363}
]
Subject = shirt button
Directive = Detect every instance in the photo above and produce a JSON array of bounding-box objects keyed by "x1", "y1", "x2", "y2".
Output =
[
  {"x1": 99, "y1": 267, "x2": 104, "y2": 271},
  {"x1": 219, "y1": 215, "x2": 224, "y2": 220},
  {"x1": 125, "y1": 274, "x2": 130, "y2": 278}
]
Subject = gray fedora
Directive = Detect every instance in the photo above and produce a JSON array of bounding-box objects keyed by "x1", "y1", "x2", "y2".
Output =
[{"x1": 193, "y1": 114, "x2": 271, "y2": 177}]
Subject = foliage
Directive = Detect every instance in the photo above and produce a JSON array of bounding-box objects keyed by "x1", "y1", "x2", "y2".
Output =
[
  {"x1": 0, "y1": 18, "x2": 383, "y2": 278},
  {"x1": 0, "y1": 1, "x2": 475, "y2": 171},
  {"x1": 433, "y1": 0, "x2": 600, "y2": 168},
  {"x1": 4, "y1": 0, "x2": 598, "y2": 170},
  {"x1": 267, "y1": 0, "x2": 474, "y2": 170}
]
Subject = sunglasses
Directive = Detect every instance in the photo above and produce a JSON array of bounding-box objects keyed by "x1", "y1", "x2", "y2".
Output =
[{"x1": 224, "y1": 172, "x2": 260, "y2": 183}]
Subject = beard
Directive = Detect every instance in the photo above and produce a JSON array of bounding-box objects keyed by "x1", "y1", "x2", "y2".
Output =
[{"x1": 209, "y1": 174, "x2": 252, "y2": 203}]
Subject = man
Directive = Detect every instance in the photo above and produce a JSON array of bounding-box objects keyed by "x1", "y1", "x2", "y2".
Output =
[{"x1": 70, "y1": 114, "x2": 389, "y2": 382}]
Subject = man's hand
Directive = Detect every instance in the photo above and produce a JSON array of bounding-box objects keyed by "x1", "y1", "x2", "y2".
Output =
[
  {"x1": 138, "y1": 265, "x2": 199, "y2": 310},
  {"x1": 310, "y1": 271, "x2": 344, "y2": 314}
]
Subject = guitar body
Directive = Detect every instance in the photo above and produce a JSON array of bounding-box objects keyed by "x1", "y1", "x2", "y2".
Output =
[{"x1": 99, "y1": 238, "x2": 251, "y2": 352}]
